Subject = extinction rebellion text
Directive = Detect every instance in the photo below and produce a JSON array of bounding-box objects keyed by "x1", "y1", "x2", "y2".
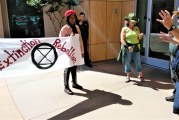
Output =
[{"x1": 0, "y1": 38, "x2": 77, "y2": 71}]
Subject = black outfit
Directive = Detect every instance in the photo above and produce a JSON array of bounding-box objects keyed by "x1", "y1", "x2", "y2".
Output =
[
  {"x1": 77, "y1": 20, "x2": 92, "y2": 67},
  {"x1": 64, "y1": 66, "x2": 77, "y2": 86},
  {"x1": 64, "y1": 64, "x2": 83, "y2": 95}
]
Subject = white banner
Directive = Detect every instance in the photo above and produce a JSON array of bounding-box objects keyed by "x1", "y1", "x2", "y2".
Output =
[{"x1": 0, "y1": 34, "x2": 84, "y2": 78}]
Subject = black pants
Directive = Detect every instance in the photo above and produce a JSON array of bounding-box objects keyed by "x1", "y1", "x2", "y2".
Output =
[
  {"x1": 64, "y1": 66, "x2": 77, "y2": 86},
  {"x1": 83, "y1": 38, "x2": 91, "y2": 65}
]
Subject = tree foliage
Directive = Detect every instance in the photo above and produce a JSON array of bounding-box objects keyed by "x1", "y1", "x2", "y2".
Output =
[
  {"x1": 26, "y1": 0, "x2": 77, "y2": 35},
  {"x1": 26, "y1": 0, "x2": 67, "y2": 13}
]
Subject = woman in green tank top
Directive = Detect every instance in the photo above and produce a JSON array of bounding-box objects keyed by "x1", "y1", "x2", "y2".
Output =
[{"x1": 120, "y1": 13, "x2": 144, "y2": 83}]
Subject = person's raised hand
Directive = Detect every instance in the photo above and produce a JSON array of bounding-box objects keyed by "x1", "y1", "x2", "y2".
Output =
[
  {"x1": 139, "y1": 33, "x2": 144, "y2": 40},
  {"x1": 156, "y1": 10, "x2": 175, "y2": 30},
  {"x1": 159, "y1": 31, "x2": 173, "y2": 43}
]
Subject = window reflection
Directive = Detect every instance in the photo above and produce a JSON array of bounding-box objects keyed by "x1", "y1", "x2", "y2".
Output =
[
  {"x1": 149, "y1": 0, "x2": 174, "y2": 60},
  {"x1": 151, "y1": 0, "x2": 174, "y2": 33},
  {"x1": 7, "y1": 0, "x2": 44, "y2": 38}
]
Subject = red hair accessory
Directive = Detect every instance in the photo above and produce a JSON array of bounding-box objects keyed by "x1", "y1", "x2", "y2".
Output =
[{"x1": 65, "y1": 10, "x2": 76, "y2": 17}]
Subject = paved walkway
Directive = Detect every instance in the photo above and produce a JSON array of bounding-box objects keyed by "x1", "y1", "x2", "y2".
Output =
[{"x1": 0, "y1": 60, "x2": 179, "y2": 120}]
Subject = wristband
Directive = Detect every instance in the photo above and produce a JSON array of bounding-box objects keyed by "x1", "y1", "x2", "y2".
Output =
[
  {"x1": 124, "y1": 45, "x2": 128, "y2": 48},
  {"x1": 168, "y1": 25, "x2": 176, "y2": 32}
]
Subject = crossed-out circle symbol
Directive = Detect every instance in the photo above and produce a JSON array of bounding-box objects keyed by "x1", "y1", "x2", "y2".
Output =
[{"x1": 31, "y1": 43, "x2": 58, "y2": 69}]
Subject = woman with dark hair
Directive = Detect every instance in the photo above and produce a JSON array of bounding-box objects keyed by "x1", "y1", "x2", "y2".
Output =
[
  {"x1": 59, "y1": 10, "x2": 84, "y2": 95},
  {"x1": 120, "y1": 13, "x2": 144, "y2": 83},
  {"x1": 124, "y1": 16, "x2": 129, "y2": 27}
]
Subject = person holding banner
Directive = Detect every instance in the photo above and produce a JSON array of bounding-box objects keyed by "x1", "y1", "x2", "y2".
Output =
[{"x1": 59, "y1": 10, "x2": 84, "y2": 95}]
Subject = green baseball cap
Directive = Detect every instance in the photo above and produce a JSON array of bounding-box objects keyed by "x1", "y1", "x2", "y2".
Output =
[{"x1": 124, "y1": 13, "x2": 139, "y2": 23}]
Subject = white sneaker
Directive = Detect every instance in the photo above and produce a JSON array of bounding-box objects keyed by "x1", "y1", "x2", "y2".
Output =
[{"x1": 125, "y1": 77, "x2": 131, "y2": 83}]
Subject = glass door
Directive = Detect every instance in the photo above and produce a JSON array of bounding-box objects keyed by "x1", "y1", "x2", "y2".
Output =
[
  {"x1": 136, "y1": 0, "x2": 148, "y2": 63},
  {"x1": 136, "y1": 0, "x2": 178, "y2": 69},
  {"x1": 146, "y1": 0, "x2": 174, "y2": 69},
  {"x1": 7, "y1": 0, "x2": 45, "y2": 38}
]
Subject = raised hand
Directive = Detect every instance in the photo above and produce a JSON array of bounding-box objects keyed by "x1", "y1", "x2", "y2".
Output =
[
  {"x1": 138, "y1": 33, "x2": 144, "y2": 40},
  {"x1": 159, "y1": 31, "x2": 173, "y2": 43},
  {"x1": 156, "y1": 10, "x2": 175, "y2": 30}
]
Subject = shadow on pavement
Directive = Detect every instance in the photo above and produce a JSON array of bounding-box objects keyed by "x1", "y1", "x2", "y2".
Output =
[
  {"x1": 79, "y1": 60, "x2": 174, "y2": 91},
  {"x1": 130, "y1": 79, "x2": 174, "y2": 91},
  {"x1": 49, "y1": 89, "x2": 132, "y2": 120}
]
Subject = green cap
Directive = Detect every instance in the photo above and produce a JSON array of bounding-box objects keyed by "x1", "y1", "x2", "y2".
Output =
[{"x1": 124, "y1": 13, "x2": 139, "y2": 22}]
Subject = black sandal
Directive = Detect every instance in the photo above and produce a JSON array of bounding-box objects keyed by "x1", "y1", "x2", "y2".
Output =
[{"x1": 138, "y1": 77, "x2": 145, "y2": 82}]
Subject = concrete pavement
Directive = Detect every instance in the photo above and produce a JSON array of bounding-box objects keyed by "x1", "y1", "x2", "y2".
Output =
[{"x1": 0, "y1": 60, "x2": 179, "y2": 120}]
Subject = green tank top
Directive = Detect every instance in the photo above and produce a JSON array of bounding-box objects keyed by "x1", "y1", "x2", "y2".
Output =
[{"x1": 124, "y1": 26, "x2": 139, "y2": 44}]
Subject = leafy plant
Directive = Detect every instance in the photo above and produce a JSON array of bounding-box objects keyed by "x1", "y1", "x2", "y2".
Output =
[{"x1": 26, "y1": 0, "x2": 78, "y2": 35}]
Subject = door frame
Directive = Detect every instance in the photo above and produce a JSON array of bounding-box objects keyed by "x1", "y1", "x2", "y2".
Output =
[
  {"x1": 137, "y1": 0, "x2": 178, "y2": 69},
  {"x1": 145, "y1": 0, "x2": 169, "y2": 69}
]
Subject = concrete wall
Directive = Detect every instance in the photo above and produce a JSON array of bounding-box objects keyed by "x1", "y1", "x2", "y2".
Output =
[{"x1": 43, "y1": 6, "x2": 67, "y2": 37}]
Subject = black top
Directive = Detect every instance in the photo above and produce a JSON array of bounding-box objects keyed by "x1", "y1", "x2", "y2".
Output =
[{"x1": 77, "y1": 20, "x2": 89, "y2": 40}]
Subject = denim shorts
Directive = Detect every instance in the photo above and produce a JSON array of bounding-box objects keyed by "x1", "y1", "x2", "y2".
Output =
[{"x1": 124, "y1": 51, "x2": 142, "y2": 73}]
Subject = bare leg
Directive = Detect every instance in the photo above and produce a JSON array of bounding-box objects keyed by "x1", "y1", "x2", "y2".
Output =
[
  {"x1": 126, "y1": 72, "x2": 131, "y2": 83},
  {"x1": 127, "y1": 72, "x2": 131, "y2": 78},
  {"x1": 138, "y1": 72, "x2": 143, "y2": 78},
  {"x1": 138, "y1": 72, "x2": 144, "y2": 82}
]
